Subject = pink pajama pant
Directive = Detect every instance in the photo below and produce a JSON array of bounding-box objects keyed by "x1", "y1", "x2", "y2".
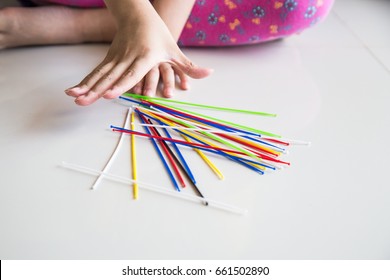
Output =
[{"x1": 27, "y1": 0, "x2": 334, "y2": 46}]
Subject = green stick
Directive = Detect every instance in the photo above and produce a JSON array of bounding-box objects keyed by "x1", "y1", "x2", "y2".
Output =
[
  {"x1": 150, "y1": 100, "x2": 281, "y2": 138},
  {"x1": 124, "y1": 93, "x2": 277, "y2": 117}
]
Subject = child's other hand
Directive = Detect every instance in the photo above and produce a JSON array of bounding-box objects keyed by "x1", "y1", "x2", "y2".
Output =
[{"x1": 65, "y1": 10, "x2": 211, "y2": 106}]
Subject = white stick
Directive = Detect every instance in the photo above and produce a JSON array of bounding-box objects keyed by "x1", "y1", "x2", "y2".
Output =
[
  {"x1": 61, "y1": 161, "x2": 248, "y2": 215},
  {"x1": 91, "y1": 109, "x2": 131, "y2": 190}
]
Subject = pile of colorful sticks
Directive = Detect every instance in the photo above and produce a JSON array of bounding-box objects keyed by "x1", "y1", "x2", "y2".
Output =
[
  {"x1": 62, "y1": 93, "x2": 308, "y2": 214},
  {"x1": 113, "y1": 93, "x2": 304, "y2": 196}
]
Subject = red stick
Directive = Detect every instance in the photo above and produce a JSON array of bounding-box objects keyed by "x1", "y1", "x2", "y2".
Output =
[
  {"x1": 214, "y1": 132, "x2": 280, "y2": 157},
  {"x1": 145, "y1": 118, "x2": 186, "y2": 188},
  {"x1": 262, "y1": 138, "x2": 290, "y2": 146},
  {"x1": 247, "y1": 148, "x2": 290, "y2": 165}
]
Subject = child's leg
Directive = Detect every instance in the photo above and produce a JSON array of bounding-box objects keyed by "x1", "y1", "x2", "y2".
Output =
[{"x1": 179, "y1": 0, "x2": 334, "y2": 47}]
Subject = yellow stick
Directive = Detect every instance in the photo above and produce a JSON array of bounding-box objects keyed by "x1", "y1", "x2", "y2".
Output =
[
  {"x1": 130, "y1": 111, "x2": 138, "y2": 199},
  {"x1": 182, "y1": 135, "x2": 224, "y2": 180}
]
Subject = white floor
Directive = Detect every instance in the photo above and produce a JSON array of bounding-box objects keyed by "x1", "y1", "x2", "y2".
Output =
[{"x1": 0, "y1": 0, "x2": 389, "y2": 259}]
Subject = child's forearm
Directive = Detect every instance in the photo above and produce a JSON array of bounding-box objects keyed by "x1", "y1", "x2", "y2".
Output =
[
  {"x1": 104, "y1": 0, "x2": 195, "y2": 41},
  {"x1": 152, "y1": 0, "x2": 196, "y2": 41},
  {"x1": 103, "y1": 0, "x2": 162, "y2": 26}
]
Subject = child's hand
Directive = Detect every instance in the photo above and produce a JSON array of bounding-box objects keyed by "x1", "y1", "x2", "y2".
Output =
[{"x1": 65, "y1": 3, "x2": 211, "y2": 106}]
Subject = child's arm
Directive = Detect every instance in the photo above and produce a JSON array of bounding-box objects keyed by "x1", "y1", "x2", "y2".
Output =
[
  {"x1": 66, "y1": 0, "x2": 211, "y2": 106},
  {"x1": 152, "y1": 0, "x2": 195, "y2": 40},
  {"x1": 129, "y1": 0, "x2": 198, "y2": 97}
]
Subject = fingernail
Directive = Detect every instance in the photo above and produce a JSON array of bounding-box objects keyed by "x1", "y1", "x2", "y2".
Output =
[
  {"x1": 165, "y1": 88, "x2": 173, "y2": 97},
  {"x1": 102, "y1": 90, "x2": 116, "y2": 99},
  {"x1": 182, "y1": 81, "x2": 190, "y2": 90},
  {"x1": 143, "y1": 89, "x2": 152, "y2": 96},
  {"x1": 75, "y1": 95, "x2": 85, "y2": 102},
  {"x1": 65, "y1": 88, "x2": 73, "y2": 94},
  {"x1": 65, "y1": 86, "x2": 79, "y2": 92},
  {"x1": 75, "y1": 96, "x2": 89, "y2": 106},
  {"x1": 133, "y1": 86, "x2": 141, "y2": 94},
  {"x1": 109, "y1": 87, "x2": 119, "y2": 95}
]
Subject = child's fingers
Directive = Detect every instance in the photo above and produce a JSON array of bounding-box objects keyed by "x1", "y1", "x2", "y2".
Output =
[
  {"x1": 103, "y1": 55, "x2": 154, "y2": 100},
  {"x1": 64, "y1": 88, "x2": 85, "y2": 98},
  {"x1": 159, "y1": 63, "x2": 175, "y2": 98},
  {"x1": 170, "y1": 53, "x2": 213, "y2": 79},
  {"x1": 74, "y1": 62, "x2": 130, "y2": 106},
  {"x1": 174, "y1": 67, "x2": 190, "y2": 90},
  {"x1": 142, "y1": 66, "x2": 160, "y2": 96},
  {"x1": 65, "y1": 60, "x2": 115, "y2": 97},
  {"x1": 131, "y1": 79, "x2": 144, "y2": 95}
]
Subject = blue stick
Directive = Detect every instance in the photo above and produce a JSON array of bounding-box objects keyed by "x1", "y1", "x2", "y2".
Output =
[
  {"x1": 137, "y1": 110, "x2": 197, "y2": 185},
  {"x1": 135, "y1": 110, "x2": 180, "y2": 192}
]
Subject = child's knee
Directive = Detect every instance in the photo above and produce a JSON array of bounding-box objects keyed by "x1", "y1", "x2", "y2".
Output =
[
  {"x1": 277, "y1": 0, "x2": 334, "y2": 36},
  {"x1": 179, "y1": 0, "x2": 336, "y2": 47}
]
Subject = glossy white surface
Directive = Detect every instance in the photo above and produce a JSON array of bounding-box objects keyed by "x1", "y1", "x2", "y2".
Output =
[{"x1": 1, "y1": 0, "x2": 389, "y2": 259}]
